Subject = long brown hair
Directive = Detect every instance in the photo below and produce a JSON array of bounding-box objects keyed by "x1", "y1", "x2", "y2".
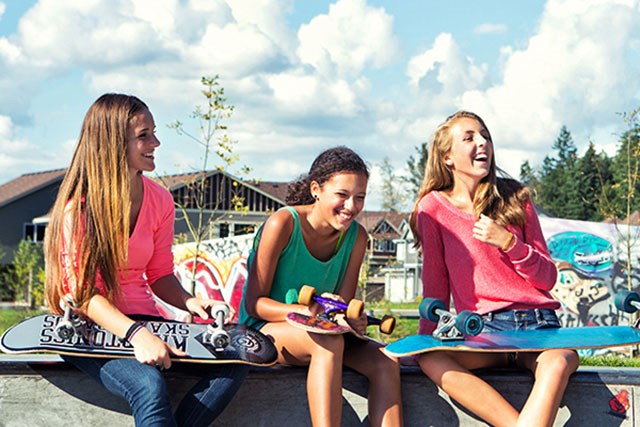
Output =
[
  {"x1": 45, "y1": 94, "x2": 149, "y2": 314},
  {"x1": 409, "y1": 111, "x2": 530, "y2": 245}
]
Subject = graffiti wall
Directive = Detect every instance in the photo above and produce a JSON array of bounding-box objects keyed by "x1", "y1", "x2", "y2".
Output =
[
  {"x1": 155, "y1": 234, "x2": 255, "y2": 322},
  {"x1": 539, "y1": 217, "x2": 640, "y2": 334}
]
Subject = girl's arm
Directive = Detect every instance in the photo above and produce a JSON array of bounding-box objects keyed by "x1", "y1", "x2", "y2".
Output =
[
  {"x1": 503, "y1": 201, "x2": 557, "y2": 290},
  {"x1": 417, "y1": 206, "x2": 451, "y2": 335},
  {"x1": 243, "y1": 209, "x2": 310, "y2": 321},
  {"x1": 336, "y1": 224, "x2": 368, "y2": 302},
  {"x1": 83, "y1": 293, "x2": 187, "y2": 369},
  {"x1": 473, "y1": 201, "x2": 557, "y2": 290},
  {"x1": 150, "y1": 274, "x2": 229, "y2": 321}
]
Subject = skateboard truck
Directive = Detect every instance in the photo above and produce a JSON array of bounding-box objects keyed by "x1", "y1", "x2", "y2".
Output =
[
  {"x1": 293, "y1": 285, "x2": 396, "y2": 335},
  {"x1": 420, "y1": 298, "x2": 484, "y2": 341},
  {"x1": 55, "y1": 295, "x2": 84, "y2": 340},
  {"x1": 203, "y1": 303, "x2": 231, "y2": 351}
]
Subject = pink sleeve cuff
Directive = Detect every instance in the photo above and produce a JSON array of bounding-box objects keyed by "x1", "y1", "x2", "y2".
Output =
[{"x1": 503, "y1": 234, "x2": 529, "y2": 262}]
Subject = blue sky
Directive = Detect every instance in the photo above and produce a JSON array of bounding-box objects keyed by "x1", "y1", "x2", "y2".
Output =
[{"x1": 1, "y1": 0, "x2": 639, "y2": 210}]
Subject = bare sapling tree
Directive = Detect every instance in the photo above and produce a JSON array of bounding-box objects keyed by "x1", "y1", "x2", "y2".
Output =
[{"x1": 161, "y1": 76, "x2": 252, "y2": 310}]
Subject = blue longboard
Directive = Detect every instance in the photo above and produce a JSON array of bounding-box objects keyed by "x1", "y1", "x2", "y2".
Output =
[{"x1": 384, "y1": 325, "x2": 640, "y2": 358}]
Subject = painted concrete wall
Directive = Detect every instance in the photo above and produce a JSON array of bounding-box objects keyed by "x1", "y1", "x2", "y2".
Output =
[{"x1": 0, "y1": 356, "x2": 637, "y2": 426}]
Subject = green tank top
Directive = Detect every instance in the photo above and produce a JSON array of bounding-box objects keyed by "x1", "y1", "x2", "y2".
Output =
[{"x1": 239, "y1": 206, "x2": 359, "y2": 329}]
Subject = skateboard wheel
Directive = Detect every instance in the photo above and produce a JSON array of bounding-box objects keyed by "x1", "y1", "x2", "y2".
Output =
[
  {"x1": 346, "y1": 299, "x2": 364, "y2": 320},
  {"x1": 615, "y1": 290, "x2": 640, "y2": 313},
  {"x1": 420, "y1": 298, "x2": 446, "y2": 322},
  {"x1": 379, "y1": 315, "x2": 396, "y2": 334},
  {"x1": 55, "y1": 322, "x2": 75, "y2": 340},
  {"x1": 298, "y1": 285, "x2": 316, "y2": 306},
  {"x1": 456, "y1": 311, "x2": 484, "y2": 336},
  {"x1": 210, "y1": 330, "x2": 231, "y2": 350}
]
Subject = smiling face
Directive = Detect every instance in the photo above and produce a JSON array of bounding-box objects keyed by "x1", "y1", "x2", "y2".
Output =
[
  {"x1": 126, "y1": 108, "x2": 160, "y2": 176},
  {"x1": 444, "y1": 116, "x2": 493, "y2": 185},
  {"x1": 311, "y1": 171, "x2": 368, "y2": 231}
]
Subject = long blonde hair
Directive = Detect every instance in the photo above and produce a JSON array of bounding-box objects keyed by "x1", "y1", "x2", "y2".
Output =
[
  {"x1": 45, "y1": 94, "x2": 148, "y2": 314},
  {"x1": 410, "y1": 111, "x2": 530, "y2": 245}
]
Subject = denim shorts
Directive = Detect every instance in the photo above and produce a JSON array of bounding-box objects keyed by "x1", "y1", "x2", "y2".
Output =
[{"x1": 482, "y1": 308, "x2": 560, "y2": 333}]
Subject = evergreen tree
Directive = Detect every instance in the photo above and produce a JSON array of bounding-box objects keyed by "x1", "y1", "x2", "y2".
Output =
[
  {"x1": 606, "y1": 125, "x2": 640, "y2": 219},
  {"x1": 402, "y1": 142, "x2": 428, "y2": 203},
  {"x1": 577, "y1": 142, "x2": 608, "y2": 221},
  {"x1": 519, "y1": 160, "x2": 541, "y2": 203},
  {"x1": 538, "y1": 126, "x2": 585, "y2": 219}
]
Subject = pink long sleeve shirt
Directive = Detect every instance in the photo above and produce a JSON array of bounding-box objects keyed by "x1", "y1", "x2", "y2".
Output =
[
  {"x1": 416, "y1": 191, "x2": 559, "y2": 335},
  {"x1": 61, "y1": 175, "x2": 175, "y2": 317}
]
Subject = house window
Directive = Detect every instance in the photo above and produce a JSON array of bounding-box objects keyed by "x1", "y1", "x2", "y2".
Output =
[
  {"x1": 234, "y1": 223, "x2": 255, "y2": 236},
  {"x1": 23, "y1": 223, "x2": 46, "y2": 243},
  {"x1": 373, "y1": 239, "x2": 396, "y2": 253},
  {"x1": 219, "y1": 223, "x2": 230, "y2": 238}
]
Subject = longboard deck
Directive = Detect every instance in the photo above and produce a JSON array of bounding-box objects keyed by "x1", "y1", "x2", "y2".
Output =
[
  {"x1": 0, "y1": 314, "x2": 277, "y2": 366},
  {"x1": 384, "y1": 325, "x2": 640, "y2": 358}
]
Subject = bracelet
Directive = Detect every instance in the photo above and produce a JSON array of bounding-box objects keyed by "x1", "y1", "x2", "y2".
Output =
[
  {"x1": 122, "y1": 321, "x2": 145, "y2": 344},
  {"x1": 501, "y1": 232, "x2": 515, "y2": 252}
]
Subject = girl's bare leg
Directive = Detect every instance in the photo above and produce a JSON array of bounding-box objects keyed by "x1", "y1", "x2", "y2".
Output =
[
  {"x1": 262, "y1": 322, "x2": 344, "y2": 427},
  {"x1": 344, "y1": 339, "x2": 403, "y2": 427},
  {"x1": 517, "y1": 349, "x2": 579, "y2": 427},
  {"x1": 419, "y1": 351, "x2": 519, "y2": 427}
]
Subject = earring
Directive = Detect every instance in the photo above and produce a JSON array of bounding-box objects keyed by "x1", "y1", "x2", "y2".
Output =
[{"x1": 313, "y1": 194, "x2": 319, "y2": 201}]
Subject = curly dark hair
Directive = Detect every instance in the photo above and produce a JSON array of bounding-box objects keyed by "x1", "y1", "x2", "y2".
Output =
[{"x1": 285, "y1": 146, "x2": 369, "y2": 205}]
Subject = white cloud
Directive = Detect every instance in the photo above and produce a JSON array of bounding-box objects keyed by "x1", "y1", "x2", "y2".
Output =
[
  {"x1": 401, "y1": 0, "x2": 640, "y2": 179},
  {"x1": 474, "y1": 23, "x2": 508, "y2": 35},
  {"x1": 297, "y1": 0, "x2": 399, "y2": 78},
  {"x1": 406, "y1": 33, "x2": 487, "y2": 94},
  {"x1": 0, "y1": 115, "x2": 55, "y2": 176},
  {"x1": 0, "y1": 3, "x2": 5, "y2": 19}
]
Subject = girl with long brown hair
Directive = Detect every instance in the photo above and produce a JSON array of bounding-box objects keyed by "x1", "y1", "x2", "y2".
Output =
[
  {"x1": 45, "y1": 93, "x2": 247, "y2": 426},
  {"x1": 411, "y1": 111, "x2": 579, "y2": 426}
]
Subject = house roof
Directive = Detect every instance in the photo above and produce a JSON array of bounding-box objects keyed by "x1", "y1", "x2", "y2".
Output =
[
  {"x1": 357, "y1": 210, "x2": 410, "y2": 237},
  {"x1": 151, "y1": 170, "x2": 288, "y2": 203},
  {"x1": 0, "y1": 169, "x2": 410, "y2": 228},
  {"x1": 0, "y1": 169, "x2": 67, "y2": 208}
]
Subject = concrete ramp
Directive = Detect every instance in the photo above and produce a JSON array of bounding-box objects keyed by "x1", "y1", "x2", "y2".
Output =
[{"x1": 0, "y1": 356, "x2": 636, "y2": 426}]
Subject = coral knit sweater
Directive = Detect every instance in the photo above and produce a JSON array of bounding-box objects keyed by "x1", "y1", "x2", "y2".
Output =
[{"x1": 416, "y1": 191, "x2": 559, "y2": 335}]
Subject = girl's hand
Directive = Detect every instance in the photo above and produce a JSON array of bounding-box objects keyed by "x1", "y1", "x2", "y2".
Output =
[
  {"x1": 185, "y1": 297, "x2": 233, "y2": 323},
  {"x1": 472, "y1": 214, "x2": 512, "y2": 249},
  {"x1": 345, "y1": 310, "x2": 367, "y2": 335},
  {"x1": 129, "y1": 327, "x2": 188, "y2": 370}
]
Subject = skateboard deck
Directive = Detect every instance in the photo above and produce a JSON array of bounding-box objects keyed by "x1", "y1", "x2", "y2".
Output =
[
  {"x1": 286, "y1": 312, "x2": 366, "y2": 337},
  {"x1": 285, "y1": 285, "x2": 395, "y2": 342},
  {"x1": 384, "y1": 325, "x2": 640, "y2": 358},
  {"x1": 0, "y1": 314, "x2": 278, "y2": 366}
]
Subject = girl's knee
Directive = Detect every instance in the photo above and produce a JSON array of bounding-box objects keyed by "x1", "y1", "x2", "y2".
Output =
[
  {"x1": 311, "y1": 333, "x2": 345, "y2": 354},
  {"x1": 538, "y1": 350, "x2": 579, "y2": 378}
]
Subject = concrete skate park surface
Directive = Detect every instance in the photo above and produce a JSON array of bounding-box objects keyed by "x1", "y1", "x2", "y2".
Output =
[{"x1": 0, "y1": 355, "x2": 637, "y2": 426}]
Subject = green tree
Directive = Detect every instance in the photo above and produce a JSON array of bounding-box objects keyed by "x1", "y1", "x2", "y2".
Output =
[
  {"x1": 380, "y1": 157, "x2": 404, "y2": 211},
  {"x1": 402, "y1": 142, "x2": 428, "y2": 201},
  {"x1": 577, "y1": 142, "x2": 611, "y2": 221},
  {"x1": 5, "y1": 239, "x2": 45, "y2": 308},
  {"x1": 162, "y1": 76, "x2": 252, "y2": 302},
  {"x1": 519, "y1": 160, "x2": 541, "y2": 202},
  {"x1": 598, "y1": 109, "x2": 640, "y2": 293},
  {"x1": 538, "y1": 126, "x2": 585, "y2": 219}
]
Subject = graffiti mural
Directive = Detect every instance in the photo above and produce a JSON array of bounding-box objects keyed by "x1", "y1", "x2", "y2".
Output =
[
  {"x1": 154, "y1": 234, "x2": 255, "y2": 322},
  {"x1": 540, "y1": 217, "x2": 640, "y2": 340}
]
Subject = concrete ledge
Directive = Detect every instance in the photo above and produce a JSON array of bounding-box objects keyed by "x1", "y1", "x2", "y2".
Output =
[{"x1": 0, "y1": 355, "x2": 638, "y2": 426}]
